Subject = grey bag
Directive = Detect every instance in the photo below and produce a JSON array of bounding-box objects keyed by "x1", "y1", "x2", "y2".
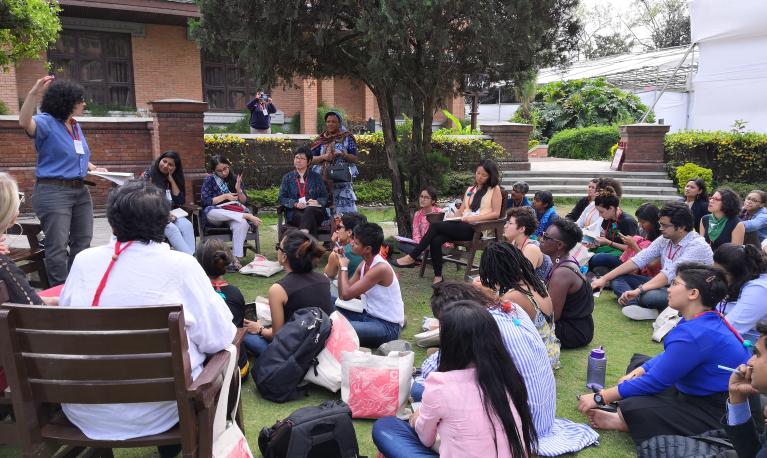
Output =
[{"x1": 375, "y1": 339, "x2": 412, "y2": 356}]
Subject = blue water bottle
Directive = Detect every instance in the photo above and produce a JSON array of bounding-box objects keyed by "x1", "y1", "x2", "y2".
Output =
[{"x1": 586, "y1": 346, "x2": 607, "y2": 391}]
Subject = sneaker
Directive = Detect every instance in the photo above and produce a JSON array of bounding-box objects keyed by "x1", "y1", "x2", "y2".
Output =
[{"x1": 622, "y1": 305, "x2": 660, "y2": 321}]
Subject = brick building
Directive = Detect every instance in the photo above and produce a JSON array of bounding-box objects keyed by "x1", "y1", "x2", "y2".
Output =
[{"x1": 1, "y1": 0, "x2": 463, "y2": 134}]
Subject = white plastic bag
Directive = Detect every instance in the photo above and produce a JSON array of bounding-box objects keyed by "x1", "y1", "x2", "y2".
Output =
[
  {"x1": 304, "y1": 311, "x2": 360, "y2": 392},
  {"x1": 341, "y1": 350, "x2": 414, "y2": 419},
  {"x1": 652, "y1": 306, "x2": 681, "y2": 342},
  {"x1": 254, "y1": 296, "x2": 272, "y2": 326},
  {"x1": 212, "y1": 345, "x2": 254, "y2": 458},
  {"x1": 335, "y1": 297, "x2": 365, "y2": 313},
  {"x1": 239, "y1": 255, "x2": 283, "y2": 277}
]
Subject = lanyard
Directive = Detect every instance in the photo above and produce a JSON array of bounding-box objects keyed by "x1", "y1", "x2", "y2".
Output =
[
  {"x1": 65, "y1": 119, "x2": 81, "y2": 141},
  {"x1": 516, "y1": 236, "x2": 529, "y2": 250},
  {"x1": 692, "y1": 310, "x2": 744, "y2": 343},
  {"x1": 296, "y1": 176, "x2": 307, "y2": 198},
  {"x1": 667, "y1": 242, "x2": 683, "y2": 260},
  {"x1": 91, "y1": 241, "x2": 133, "y2": 306}
]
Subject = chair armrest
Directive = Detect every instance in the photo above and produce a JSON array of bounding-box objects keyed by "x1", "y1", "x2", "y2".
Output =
[
  {"x1": 8, "y1": 222, "x2": 43, "y2": 249},
  {"x1": 470, "y1": 219, "x2": 505, "y2": 232},
  {"x1": 247, "y1": 203, "x2": 259, "y2": 215},
  {"x1": 188, "y1": 349, "x2": 229, "y2": 409},
  {"x1": 181, "y1": 203, "x2": 201, "y2": 214}
]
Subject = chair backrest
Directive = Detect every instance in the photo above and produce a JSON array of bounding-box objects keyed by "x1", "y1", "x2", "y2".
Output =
[
  {"x1": 0, "y1": 304, "x2": 194, "y2": 408},
  {"x1": 192, "y1": 177, "x2": 205, "y2": 207},
  {"x1": 498, "y1": 189, "x2": 509, "y2": 219},
  {"x1": 0, "y1": 281, "x2": 8, "y2": 304}
]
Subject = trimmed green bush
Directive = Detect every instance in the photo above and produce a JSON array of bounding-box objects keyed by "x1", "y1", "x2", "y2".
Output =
[
  {"x1": 440, "y1": 171, "x2": 475, "y2": 199},
  {"x1": 719, "y1": 182, "x2": 767, "y2": 198},
  {"x1": 246, "y1": 178, "x2": 394, "y2": 208},
  {"x1": 547, "y1": 125, "x2": 620, "y2": 160},
  {"x1": 0, "y1": 100, "x2": 7, "y2": 115},
  {"x1": 674, "y1": 163, "x2": 713, "y2": 194},
  {"x1": 665, "y1": 130, "x2": 767, "y2": 183}
]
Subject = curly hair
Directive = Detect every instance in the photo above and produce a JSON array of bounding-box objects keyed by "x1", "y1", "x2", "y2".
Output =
[
  {"x1": 506, "y1": 206, "x2": 538, "y2": 236},
  {"x1": 714, "y1": 187, "x2": 742, "y2": 219},
  {"x1": 552, "y1": 218, "x2": 583, "y2": 251},
  {"x1": 107, "y1": 179, "x2": 170, "y2": 244},
  {"x1": 480, "y1": 242, "x2": 549, "y2": 298},
  {"x1": 594, "y1": 186, "x2": 620, "y2": 210},
  {"x1": 40, "y1": 80, "x2": 85, "y2": 121},
  {"x1": 596, "y1": 177, "x2": 623, "y2": 197}
]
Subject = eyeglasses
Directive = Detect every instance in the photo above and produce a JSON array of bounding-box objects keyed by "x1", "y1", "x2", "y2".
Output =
[
  {"x1": 274, "y1": 243, "x2": 284, "y2": 253},
  {"x1": 539, "y1": 232, "x2": 561, "y2": 243},
  {"x1": 746, "y1": 196, "x2": 763, "y2": 203},
  {"x1": 659, "y1": 222, "x2": 675, "y2": 229},
  {"x1": 709, "y1": 196, "x2": 722, "y2": 201},
  {"x1": 671, "y1": 278, "x2": 688, "y2": 288}
]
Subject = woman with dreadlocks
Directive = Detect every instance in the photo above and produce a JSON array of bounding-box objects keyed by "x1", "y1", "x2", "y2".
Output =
[{"x1": 480, "y1": 241, "x2": 561, "y2": 369}]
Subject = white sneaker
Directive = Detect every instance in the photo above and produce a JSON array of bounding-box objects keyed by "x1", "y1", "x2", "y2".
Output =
[{"x1": 622, "y1": 305, "x2": 660, "y2": 321}]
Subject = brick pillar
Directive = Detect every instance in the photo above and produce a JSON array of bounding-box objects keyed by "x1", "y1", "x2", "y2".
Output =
[
  {"x1": 446, "y1": 95, "x2": 465, "y2": 127},
  {"x1": 481, "y1": 123, "x2": 533, "y2": 171},
  {"x1": 149, "y1": 99, "x2": 209, "y2": 202},
  {"x1": 300, "y1": 79, "x2": 318, "y2": 135},
  {"x1": 619, "y1": 123, "x2": 671, "y2": 172},
  {"x1": 363, "y1": 87, "x2": 377, "y2": 121},
  {"x1": 0, "y1": 66, "x2": 19, "y2": 114},
  {"x1": 318, "y1": 78, "x2": 335, "y2": 106}
]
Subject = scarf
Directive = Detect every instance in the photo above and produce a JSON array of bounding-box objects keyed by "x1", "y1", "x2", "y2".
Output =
[
  {"x1": 538, "y1": 207, "x2": 556, "y2": 231},
  {"x1": 707, "y1": 213, "x2": 728, "y2": 242},
  {"x1": 213, "y1": 174, "x2": 231, "y2": 194},
  {"x1": 210, "y1": 278, "x2": 228, "y2": 301}
]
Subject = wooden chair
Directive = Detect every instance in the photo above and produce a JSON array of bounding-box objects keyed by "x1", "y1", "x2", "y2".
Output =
[
  {"x1": 7, "y1": 223, "x2": 49, "y2": 289},
  {"x1": 188, "y1": 177, "x2": 260, "y2": 255},
  {"x1": 276, "y1": 205, "x2": 336, "y2": 245},
  {"x1": 0, "y1": 280, "x2": 20, "y2": 448},
  {"x1": 0, "y1": 304, "x2": 239, "y2": 457},
  {"x1": 420, "y1": 190, "x2": 509, "y2": 282}
]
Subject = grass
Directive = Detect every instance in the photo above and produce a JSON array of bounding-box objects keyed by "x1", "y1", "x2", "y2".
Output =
[{"x1": 0, "y1": 201, "x2": 668, "y2": 457}]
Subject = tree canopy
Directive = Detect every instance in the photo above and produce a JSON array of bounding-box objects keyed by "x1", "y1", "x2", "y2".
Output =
[
  {"x1": 192, "y1": 0, "x2": 580, "y2": 233},
  {"x1": 512, "y1": 78, "x2": 653, "y2": 141},
  {"x1": 0, "y1": 0, "x2": 60, "y2": 70}
]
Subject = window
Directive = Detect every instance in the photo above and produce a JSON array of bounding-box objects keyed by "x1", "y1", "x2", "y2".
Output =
[
  {"x1": 48, "y1": 30, "x2": 135, "y2": 109},
  {"x1": 202, "y1": 52, "x2": 256, "y2": 111}
]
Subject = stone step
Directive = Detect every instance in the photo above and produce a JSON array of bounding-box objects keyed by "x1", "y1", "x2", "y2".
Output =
[
  {"x1": 525, "y1": 183, "x2": 677, "y2": 193},
  {"x1": 503, "y1": 177, "x2": 674, "y2": 186},
  {"x1": 502, "y1": 170, "x2": 670, "y2": 179},
  {"x1": 547, "y1": 193, "x2": 680, "y2": 201}
]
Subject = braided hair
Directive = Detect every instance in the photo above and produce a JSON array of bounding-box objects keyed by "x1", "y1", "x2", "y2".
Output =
[{"x1": 479, "y1": 241, "x2": 549, "y2": 298}]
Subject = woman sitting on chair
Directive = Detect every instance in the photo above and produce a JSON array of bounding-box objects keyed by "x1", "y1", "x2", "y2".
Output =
[
  {"x1": 391, "y1": 159, "x2": 503, "y2": 284},
  {"x1": 397, "y1": 186, "x2": 443, "y2": 258},
  {"x1": 278, "y1": 146, "x2": 328, "y2": 237},
  {"x1": 142, "y1": 151, "x2": 195, "y2": 255},
  {"x1": 200, "y1": 155, "x2": 262, "y2": 271}
]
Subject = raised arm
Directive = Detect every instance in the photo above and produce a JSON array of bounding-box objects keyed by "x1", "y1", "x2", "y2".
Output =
[{"x1": 19, "y1": 76, "x2": 55, "y2": 136}]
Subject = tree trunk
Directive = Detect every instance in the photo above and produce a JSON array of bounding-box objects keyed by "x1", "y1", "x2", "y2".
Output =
[{"x1": 371, "y1": 87, "x2": 412, "y2": 236}]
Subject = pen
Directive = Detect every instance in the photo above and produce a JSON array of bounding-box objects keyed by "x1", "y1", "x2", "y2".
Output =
[{"x1": 718, "y1": 364, "x2": 745, "y2": 375}]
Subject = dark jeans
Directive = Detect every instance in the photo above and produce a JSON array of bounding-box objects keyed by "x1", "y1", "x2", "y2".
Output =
[
  {"x1": 336, "y1": 308, "x2": 400, "y2": 348},
  {"x1": 32, "y1": 182, "x2": 93, "y2": 286},
  {"x1": 290, "y1": 206, "x2": 326, "y2": 237},
  {"x1": 372, "y1": 416, "x2": 439, "y2": 458},
  {"x1": 588, "y1": 253, "x2": 623, "y2": 277},
  {"x1": 242, "y1": 333, "x2": 269, "y2": 357},
  {"x1": 409, "y1": 221, "x2": 475, "y2": 276},
  {"x1": 611, "y1": 274, "x2": 669, "y2": 310}
]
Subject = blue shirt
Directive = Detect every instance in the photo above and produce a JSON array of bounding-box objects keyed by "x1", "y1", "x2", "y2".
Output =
[
  {"x1": 618, "y1": 312, "x2": 750, "y2": 398},
  {"x1": 742, "y1": 207, "x2": 767, "y2": 242},
  {"x1": 33, "y1": 113, "x2": 90, "y2": 179},
  {"x1": 722, "y1": 273, "x2": 767, "y2": 341}
]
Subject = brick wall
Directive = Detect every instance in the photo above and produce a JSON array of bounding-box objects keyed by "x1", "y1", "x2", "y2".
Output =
[
  {"x1": 0, "y1": 67, "x2": 19, "y2": 115},
  {"x1": 132, "y1": 24, "x2": 203, "y2": 109},
  {"x1": 15, "y1": 57, "x2": 47, "y2": 106},
  {"x1": 333, "y1": 78, "x2": 366, "y2": 120},
  {"x1": 270, "y1": 82, "x2": 304, "y2": 122}
]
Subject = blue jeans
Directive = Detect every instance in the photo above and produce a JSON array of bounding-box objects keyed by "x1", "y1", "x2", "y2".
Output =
[
  {"x1": 372, "y1": 416, "x2": 438, "y2": 458},
  {"x1": 165, "y1": 216, "x2": 195, "y2": 255},
  {"x1": 32, "y1": 182, "x2": 93, "y2": 286},
  {"x1": 243, "y1": 333, "x2": 269, "y2": 357},
  {"x1": 588, "y1": 253, "x2": 623, "y2": 276},
  {"x1": 336, "y1": 308, "x2": 400, "y2": 348},
  {"x1": 611, "y1": 274, "x2": 669, "y2": 310}
]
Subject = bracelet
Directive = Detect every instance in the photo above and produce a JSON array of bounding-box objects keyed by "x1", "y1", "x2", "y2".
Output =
[
  {"x1": 257, "y1": 327, "x2": 263, "y2": 336},
  {"x1": 340, "y1": 266, "x2": 348, "y2": 271},
  {"x1": 638, "y1": 285, "x2": 645, "y2": 294}
]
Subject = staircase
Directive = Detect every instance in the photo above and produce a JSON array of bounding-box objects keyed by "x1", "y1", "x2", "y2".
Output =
[{"x1": 500, "y1": 159, "x2": 680, "y2": 201}]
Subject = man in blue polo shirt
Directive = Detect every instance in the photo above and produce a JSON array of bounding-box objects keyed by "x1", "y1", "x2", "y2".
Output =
[{"x1": 19, "y1": 75, "x2": 107, "y2": 285}]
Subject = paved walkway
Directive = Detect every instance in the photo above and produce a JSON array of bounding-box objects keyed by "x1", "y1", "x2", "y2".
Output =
[{"x1": 528, "y1": 157, "x2": 612, "y2": 172}]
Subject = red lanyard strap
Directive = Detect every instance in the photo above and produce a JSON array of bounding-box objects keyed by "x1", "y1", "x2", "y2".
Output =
[
  {"x1": 67, "y1": 119, "x2": 81, "y2": 141},
  {"x1": 296, "y1": 177, "x2": 307, "y2": 198},
  {"x1": 667, "y1": 242, "x2": 683, "y2": 260},
  {"x1": 91, "y1": 241, "x2": 133, "y2": 307},
  {"x1": 693, "y1": 310, "x2": 744, "y2": 343}
]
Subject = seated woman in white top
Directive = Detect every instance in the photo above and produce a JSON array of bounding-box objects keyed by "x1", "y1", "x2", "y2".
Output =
[
  {"x1": 337, "y1": 222, "x2": 405, "y2": 348},
  {"x1": 59, "y1": 180, "x2": 236, "y2": 444},
  {"x1": 391, "y1": 159, "x2": 503, "y2": 283}
]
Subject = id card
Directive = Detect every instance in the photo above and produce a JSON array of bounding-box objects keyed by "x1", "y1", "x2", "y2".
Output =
[
  {"x1": 262, "y1": 108, "x2": 268, "y2": 116},
  {"x1": 73, "y1": 139, "x2": 85, "y2": 155},
  {"x1": 298, "y1": 197, "x2": 307, "y2": 205},
  {"x1": 165, "y1": 189, "x2": 173, "y2": 201}
]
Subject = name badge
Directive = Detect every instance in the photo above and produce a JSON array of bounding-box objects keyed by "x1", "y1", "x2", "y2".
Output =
[
  {"x1": 262, "y1": 108, "x2": 268, "y2": 116},
  {"x1": 73, "y1": 140, "x2": 85, "y2": 155},
  {"x1": 298, "y1": 197, "x2": 307, "y2": 205},
  {"x1": 165, "y1": 189, "x2": 172, "y2": 201}
]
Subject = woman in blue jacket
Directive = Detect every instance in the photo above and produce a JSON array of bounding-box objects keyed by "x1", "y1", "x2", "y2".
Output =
[{"x1": 577, "y1": 262, "x2": 750, "y2": 445}]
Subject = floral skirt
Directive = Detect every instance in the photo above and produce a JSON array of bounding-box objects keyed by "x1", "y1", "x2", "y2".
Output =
[{"x1": 333, "y1": 182, "x2": 357, "y2": 215}]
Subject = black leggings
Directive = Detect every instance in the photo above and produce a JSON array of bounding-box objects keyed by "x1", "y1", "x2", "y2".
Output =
[
  {"x1": 409, "y1": 221, "x2": 475, "y2": 276},
  {"x1": 291, "y1": 206, "x2": 326, "y2": 236}
]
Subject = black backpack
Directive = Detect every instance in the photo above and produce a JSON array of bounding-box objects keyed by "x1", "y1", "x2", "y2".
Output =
[
  {"x1": 253, "y1": 307, "x2": 332, "y2": 403},
  {"x1": 258, "y1": 400, "x2": 360, "y2": 458}
]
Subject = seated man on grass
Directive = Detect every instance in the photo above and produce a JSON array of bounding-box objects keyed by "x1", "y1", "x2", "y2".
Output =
[
  {"x1": 337, "y1": 222, "x2": 405, "y2": 348},
  {"x1": 59, "y1": 180, "x2": 236, "y2": 452},
  {"x1": 591, "y1": 201, "x2": 713, "y2": 321}
]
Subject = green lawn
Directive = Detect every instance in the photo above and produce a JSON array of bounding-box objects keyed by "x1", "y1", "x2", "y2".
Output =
[{"x1": 0, "y1": 201, "x2": 669, "y2": 457}]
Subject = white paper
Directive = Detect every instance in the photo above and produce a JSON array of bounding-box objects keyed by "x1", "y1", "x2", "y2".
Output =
[
  {"x1": 394, "y1": 235, "x2": 417, "y2": 244},
  {"x1": 88, "y1": 171, "x2": 133, "y2": 186},
  {"x1": 170, "y1": 208, "x2": 188, "y2": 219}
]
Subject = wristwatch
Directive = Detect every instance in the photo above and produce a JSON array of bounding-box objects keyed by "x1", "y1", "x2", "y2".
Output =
[
  {"x1": 257, "y1": 327, "x2": 263, "y2": 336},
  {"x1": 340, "y1": 266, "x2": 349, "y2": 271},
  {"x1": 593, "y1": 392, "x2": 607, "y2": 406}
]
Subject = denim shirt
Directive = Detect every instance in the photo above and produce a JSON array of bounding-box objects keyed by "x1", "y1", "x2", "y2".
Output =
[
  {"x1": 33, "y1": 113, "x2": 90, "y2": 179},
  {"x1": 742, "y1": 207, "x2": 767, "y2": 242}
]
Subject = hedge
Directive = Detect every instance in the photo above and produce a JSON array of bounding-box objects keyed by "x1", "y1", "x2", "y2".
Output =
[
  {"x1": 673, "y1": 163, "x2": 713, "y2": 194},
  {"x1": 719, "y1": 182, "x2": 767, "y2": 198},
  {"x1": 547, "y1": 125, "x2": 620, "y2": 160},
  {"x1": 205, "y1": 133, "x2": 505, "y2": 189},
  {"x1": 665, "y1": 130, "x2": 767, "y2": 183},
  {"x1": 246, "y1": 178, "x2": 393, "y2": 208}
]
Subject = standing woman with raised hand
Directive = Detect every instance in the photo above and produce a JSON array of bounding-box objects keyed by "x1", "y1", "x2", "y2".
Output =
[
  {"x1": 142, "y1": 151, "x2": 195, "y2": 255},
  {"x1": 18, "y1": 76, "x2": 108, "y2": 285},
  {"x1": 700, "y1": 187, "x2": 745, "y2": 249}
]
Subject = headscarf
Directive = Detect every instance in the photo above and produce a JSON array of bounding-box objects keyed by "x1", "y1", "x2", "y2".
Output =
[{"x1": 310, "y1": 111, "x2": 353, "y2": 150}]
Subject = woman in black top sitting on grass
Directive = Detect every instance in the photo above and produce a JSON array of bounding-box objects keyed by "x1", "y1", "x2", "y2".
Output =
[
  {"x1": 701, "y1": 188, "x2": 744, "y2": 250},
  {"x1": 538, "y1": 218, "x2": 594, "y2": 349},
  {"x1": 682, "y1": 178, "x2": 710, "y2": 233},
  {"x1": 587, "y1": 186, "x2": 639, "y2": 276},
  {"x1": 242, "y1": 230, "x2": 333, "y2": 357}
]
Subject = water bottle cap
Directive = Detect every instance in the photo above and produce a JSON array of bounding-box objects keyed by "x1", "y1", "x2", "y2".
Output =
[
  {"x1": 579, "y1": 265, "x2": 589, "y2": 274},
  {"x1": 589, "y1": 347, "x2": 606, "y2": 359}
]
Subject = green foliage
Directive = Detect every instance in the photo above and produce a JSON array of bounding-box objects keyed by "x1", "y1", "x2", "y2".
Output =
[
  {"x1": 528, "y1": 139, "x2": 540, "y2": 151},
  {"x1": 246, "y1": 186, "x2": 280, "y2": 208},
  {"x1": 84, "y1": 102, "x2": 136, "y2": 117},
  {"x1": 204, "y1": 111, "x2": 252, "y2": 134},
  {"x1": 719, "y1": 182, "x2": 767, "y2": 199},
  {"x1": 440, "y1": 171, "x2": 475, "y2": 199},
  {"x1": 0, "y1": 100, "x2": 7, "y2": 115},
  {"x1": 665, "y1": 130, "x2": 767, "y2": 183},
  {"x1": 609, "y1": 143, "x2": 619, "y2": 158},
  {"x1": 433, "y1": 110, "x2": 482, "y2": 136},
  {"x1": 673, "y1": 163, "x2": 713, "y2": 194},
  {"x1": 547, "y1": 125, "x2": 620, "y2": 160},
  {"x1": 0, "y1": 0, "x2": 61, "y2": 70},
  {"x1": 317, "y1": 104, "x2": 346, "y2": 134},
  {"x1": 288, "y1": 112, "x2": 300, "y2": 134},
  {"x1": 351, "y1": 179, "x2": 393, "y2": 205},
  {"x1": 512, "y1": 78, "x2": 653, "y2": 141}
]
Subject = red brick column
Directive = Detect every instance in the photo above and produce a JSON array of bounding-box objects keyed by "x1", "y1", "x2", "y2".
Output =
[
  {"x1": 149, "y1": 99, "x2": 209, "y2": 202},
  {"x1": 618, "y1": 124, "x2": 671, "y2": 172},
  {"x1": 481, "y1": 123, "x2": 533, "y2": 171},
  {"x1": 301, "y1": 79, "x2": 318, "y2": 135}
]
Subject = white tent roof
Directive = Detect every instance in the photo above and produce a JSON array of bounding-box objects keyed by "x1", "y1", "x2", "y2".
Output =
[{"x1": 537, "y1": 46, "x2": 697, "y2": 92}]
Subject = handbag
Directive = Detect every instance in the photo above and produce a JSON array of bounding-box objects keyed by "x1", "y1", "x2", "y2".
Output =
[
  {"x1": 328, "y1": 164, "x2": 352, "y2": 183},
  {"x1": 341, "y1": 350, "x2": 414, "y2": 419},
  {"x1": 212, "y1": 345, "x2": 254, "y2": 458},
  {"x1": 221, "y1": 203, "x2": 246, "y2": 213},
  {"x1": 304, "y1": 311, "x2": 360, "y2": 392}
]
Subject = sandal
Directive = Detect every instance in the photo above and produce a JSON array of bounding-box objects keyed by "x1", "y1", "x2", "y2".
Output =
[{"x1": 389, "y1": 258, "x2": 417, "y2": 269}]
